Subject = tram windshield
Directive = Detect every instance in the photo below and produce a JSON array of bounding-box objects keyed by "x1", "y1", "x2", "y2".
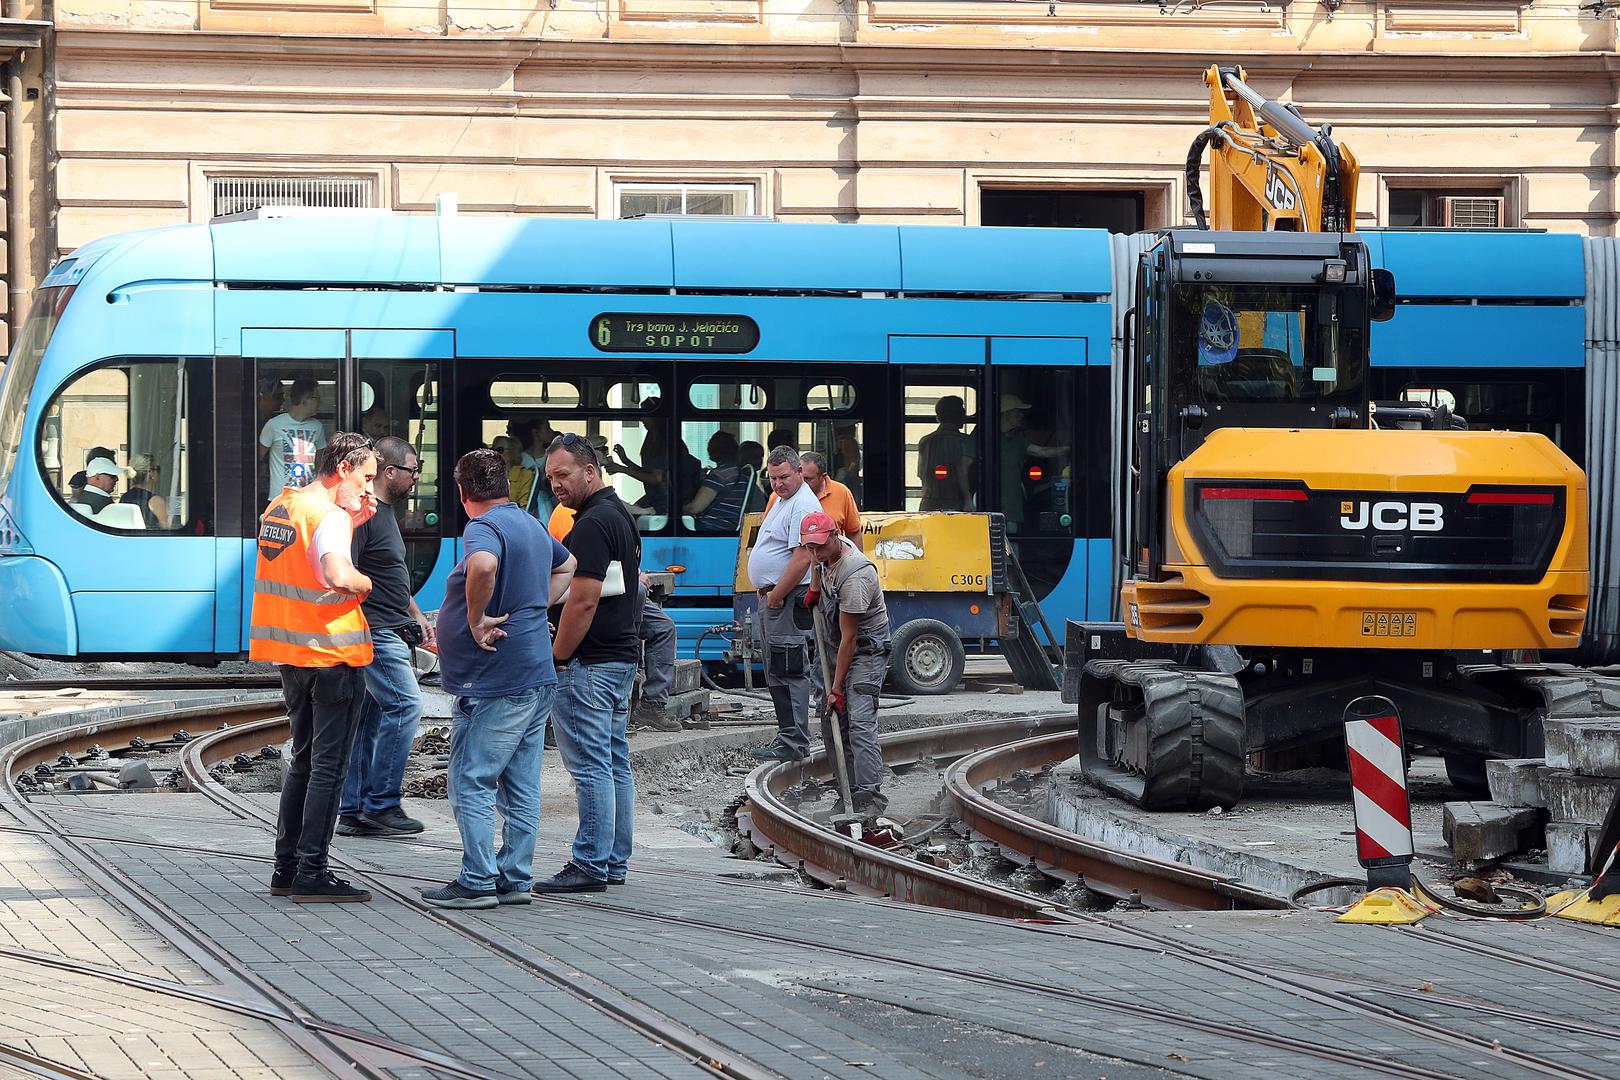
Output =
[
  {"x1": 1171, "y1": 283, "x2": 1365, "y2": 407},
  {"x1": 0, "y1": 285, "x2": 76, "y2": 495}
]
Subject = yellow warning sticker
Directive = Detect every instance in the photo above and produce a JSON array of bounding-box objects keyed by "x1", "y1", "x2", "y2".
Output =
[{"x1": 1361, "y1": 610, "x2": 1418, "y2": 638}]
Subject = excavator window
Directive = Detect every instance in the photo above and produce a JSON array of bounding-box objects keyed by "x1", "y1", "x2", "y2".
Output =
[{"x1": 1172, "y1": 283, "x2": 1365, "y2": 407}]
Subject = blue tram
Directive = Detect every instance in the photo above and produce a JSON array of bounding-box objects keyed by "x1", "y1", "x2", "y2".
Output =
[{"x1": 0, "y1": 214, "x2": 1589, "y2": 661}]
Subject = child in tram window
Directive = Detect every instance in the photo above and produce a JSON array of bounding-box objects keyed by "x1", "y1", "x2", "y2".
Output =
[{"x1": 260, "y1": 378, "x2": 327, "y2": 495}]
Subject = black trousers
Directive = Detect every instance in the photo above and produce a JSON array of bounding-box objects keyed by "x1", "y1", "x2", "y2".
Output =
[{"x1": 274, "y1": 664, "x2": 366, "y2": 877}]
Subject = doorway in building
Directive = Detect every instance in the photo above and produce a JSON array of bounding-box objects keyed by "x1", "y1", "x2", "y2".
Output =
[{"x1": 981, "y1": 189, "x2": 1144, "y2": 233}]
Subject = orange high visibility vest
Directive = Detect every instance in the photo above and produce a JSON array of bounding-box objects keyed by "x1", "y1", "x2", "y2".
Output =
[{"x1": 249, "y1": 485, "x2": 373, "y2": 668}]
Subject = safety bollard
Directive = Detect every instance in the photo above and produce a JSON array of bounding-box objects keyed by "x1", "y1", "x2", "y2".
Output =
[{"x1": 1336, "y1": 694, "x2": 1431, "y2": 925}]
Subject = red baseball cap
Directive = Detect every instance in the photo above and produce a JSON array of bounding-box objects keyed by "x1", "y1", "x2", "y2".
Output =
[{"x1": 799, "y1": 511, "x2": 839, "y2": 547}]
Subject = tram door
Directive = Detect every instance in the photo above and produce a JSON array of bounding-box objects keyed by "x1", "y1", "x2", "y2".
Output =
[{"x1": 236, "y1": 331, "x2": 452, "y2": 652}]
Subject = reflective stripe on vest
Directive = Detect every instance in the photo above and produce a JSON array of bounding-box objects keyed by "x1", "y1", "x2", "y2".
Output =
[{"x1": 248, "y1": 485, "x2": 373, "y2": 668}]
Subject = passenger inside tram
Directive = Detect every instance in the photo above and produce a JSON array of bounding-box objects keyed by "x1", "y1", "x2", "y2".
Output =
[
  {"x1": 917, "y1": 395, "x2": 975, "y2": 511},
  {"x1": 683, "y1": 430, "x2": 757, "y2": 533},
  {"x1": 122, "y1": 452, "x2": 170, "y2": 530},
  {"x1": 605, "y1": 402, "x2": 700, "y2": 518},
  {"x1": 72, "y1": 456, "x2": 121, "y2": 515}
]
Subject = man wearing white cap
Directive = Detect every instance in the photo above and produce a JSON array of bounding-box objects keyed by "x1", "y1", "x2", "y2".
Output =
[{"x1": 74, "y1": 457, "x2": 122, "y2": 515}]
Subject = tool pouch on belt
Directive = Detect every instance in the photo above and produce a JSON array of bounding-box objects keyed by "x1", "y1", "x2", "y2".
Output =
[
  {"x1": 769, "y1": 640, "x2": 807, "y2": 678},
  {"x1": 791, "y1": 593, "x2": 815, "y2": 632},
  {"x1": 855, "y1": 634, "x2": 893, "y2": 657}
]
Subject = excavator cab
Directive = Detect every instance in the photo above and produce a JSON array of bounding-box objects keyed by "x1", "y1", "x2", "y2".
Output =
[{"x1": 1126, "y1": 230, "x2": 1394, "y2": 581}]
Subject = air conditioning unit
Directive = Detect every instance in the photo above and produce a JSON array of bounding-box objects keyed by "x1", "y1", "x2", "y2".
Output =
[{"x1": 1436, "y1": 195, "x2": 1505, "y2": 228}]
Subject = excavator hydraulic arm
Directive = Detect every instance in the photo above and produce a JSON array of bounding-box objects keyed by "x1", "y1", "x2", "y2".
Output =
[{"x1": 1187, "y1": 65, "x2": 1360, "y2": 233}]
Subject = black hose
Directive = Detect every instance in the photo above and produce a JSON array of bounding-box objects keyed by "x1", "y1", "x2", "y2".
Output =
[
  {"x1": 1290, "y1": 875, "x2": 1548, "y2": 920},
  {"x1": 1184, "y1": 127, "x2": 1222, "y2": 230}
]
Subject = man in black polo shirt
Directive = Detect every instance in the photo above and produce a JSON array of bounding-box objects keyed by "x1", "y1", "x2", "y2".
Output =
[
  {"x1": 337, "y1": 436, "x2": 433, "y2": 837},
  {"x1": 536, "y1": 433, "x2": 643, "y2": 893}
]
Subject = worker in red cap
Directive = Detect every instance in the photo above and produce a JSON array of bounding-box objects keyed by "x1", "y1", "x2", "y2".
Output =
[{"x1": 800, "y1": 510, "x2": 890, "y2": 814}]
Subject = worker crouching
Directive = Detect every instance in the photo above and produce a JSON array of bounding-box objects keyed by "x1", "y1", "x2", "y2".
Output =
[{"x1": 801, "y1": 511, "x2": 890, "y2": 815}]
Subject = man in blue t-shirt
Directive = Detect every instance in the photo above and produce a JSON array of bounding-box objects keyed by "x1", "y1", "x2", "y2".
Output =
[{"x1": 422, "y1": 449, "x2": 576, "y2": 909}]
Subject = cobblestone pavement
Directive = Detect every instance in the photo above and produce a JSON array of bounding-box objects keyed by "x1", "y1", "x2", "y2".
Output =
[{"x1": 5, "y1": 781, "x2": 1618, "y2": 1078}]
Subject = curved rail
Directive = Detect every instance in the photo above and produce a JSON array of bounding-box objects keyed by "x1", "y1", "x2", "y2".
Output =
[
  {"x1": 944, "y1": 730, "x2": 1284, "y2": 911},
  {"x1": 737, "y1": 712, "x2": 1087, "y2": 920}
]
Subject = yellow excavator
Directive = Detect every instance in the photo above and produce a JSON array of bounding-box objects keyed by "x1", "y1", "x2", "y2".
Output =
[{"x1": 1066, "y1": 66, "x2": 1616, "y2": 809}]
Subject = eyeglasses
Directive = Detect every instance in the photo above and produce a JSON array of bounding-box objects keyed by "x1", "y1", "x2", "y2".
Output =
[
  {"x1": 387, "y1": 463, "x2": 422, "y2": 476},
  {"x1": 548, "y1": 432, "x2": 588, "y2": 449}
]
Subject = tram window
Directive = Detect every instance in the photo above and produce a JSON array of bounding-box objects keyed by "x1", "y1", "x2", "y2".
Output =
[
  {"x1": 38, "y1": 358, "x2": 210, "y2": 533},
  {"x1": 689, "y1": 381, "x2": 767, "y2": 411},
  {"x1": 806, "y1": 383, "x2": 857, "y2": 412},
  {"x1": 255, "y1": 361, "x2": 337, "y2": 505},
  {"x1": 359, "y1": 360, "x2": 443, "y2": 593},
  {"x1": 678, "y1": 419, "x2": 863, "y2": 535},
  {"x1": 904, "y1": 376, "x2": 980, "y2": 512},
  {"x1": 470, "y1": 369, "x2": 673, "y2": 533},
  {"x1": 996, "y1": 372, "x2": 1074, "y2": 536},
  {"x1": 490, "y1": 378, "x2": 582, "y2": 410}
]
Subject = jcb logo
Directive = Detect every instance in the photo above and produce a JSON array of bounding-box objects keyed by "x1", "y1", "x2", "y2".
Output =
[
  {"x1": 1339, "y1": 500, "x2": 1444, "y2": 532},
  {"x1": 1264, "y1": 166, "x2": 1296, "y2": 212}
]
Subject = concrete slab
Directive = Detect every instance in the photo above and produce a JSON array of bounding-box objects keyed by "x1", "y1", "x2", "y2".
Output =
[
  {"x1": 1541, "y1": 769, "x2": 1620, "y2": 826},
  {"x1": 1543, "y1": 717, "x2": 1620, "y2": 777},
  {"x1": 1484, "y1": 757, "x2": 1547, "y2": 808},
  {"x1": 1442, "y1": 801, "x2": 1541, "y2": 863},
  {"x1": 1546, "y1": 820, "x2": 1600, "y2": 874}
]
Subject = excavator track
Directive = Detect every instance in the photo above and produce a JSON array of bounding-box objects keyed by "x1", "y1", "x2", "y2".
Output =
[{"x1": 1076, "y1": 658, "x2": 1246, "y2": 811}]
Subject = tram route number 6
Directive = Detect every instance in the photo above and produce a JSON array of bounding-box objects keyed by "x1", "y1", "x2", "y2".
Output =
[{"x1": 590, "y1": 312, "x2": 760, "y2": 355}]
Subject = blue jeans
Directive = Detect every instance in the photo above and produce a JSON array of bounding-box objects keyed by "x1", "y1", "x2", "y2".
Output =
[
  {"x1": 339, "y1": 626, "x2": 423, "y2": 819},
  {"x1": 552, "y1": 661, "x2": 637, "y2": 881},
  {"x1": 446, "y1": 686, "x2": 555, "y2": 893}
]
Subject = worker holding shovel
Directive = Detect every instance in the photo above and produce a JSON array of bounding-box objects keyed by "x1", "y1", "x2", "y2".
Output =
[{"x1": 801, "y1": 511, "x2": 890, "y2": 816}]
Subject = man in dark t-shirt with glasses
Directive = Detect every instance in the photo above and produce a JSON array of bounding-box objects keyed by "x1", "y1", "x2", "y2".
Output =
[{"x1": 537, "y1": 432, "x2": 644, "y2": 893}]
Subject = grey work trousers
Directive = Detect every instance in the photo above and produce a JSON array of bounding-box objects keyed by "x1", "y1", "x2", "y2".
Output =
[
  {"x1": 826, "y1": 650, "x2": 887, "y2": 805},
  {"x1": 756, "y1": 585, "x2": 813, "y2": 756},
  {"x1": 639, "y1": 597, "x2": 677, "y2": 706}
]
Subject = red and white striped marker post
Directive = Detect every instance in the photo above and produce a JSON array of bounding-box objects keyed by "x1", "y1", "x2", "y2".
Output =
[{"x1": 1344, "y1": 695, "x2": 1416, "y2": 890}]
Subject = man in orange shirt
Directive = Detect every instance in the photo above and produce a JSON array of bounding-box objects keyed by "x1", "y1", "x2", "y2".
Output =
[{"x1": 765, "y1": 451, "x2": 861, "y2": 540}]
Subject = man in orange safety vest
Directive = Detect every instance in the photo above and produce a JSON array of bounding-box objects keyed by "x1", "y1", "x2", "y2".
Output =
[{"x1": 250, "y1": 430, "x2": 379, "y2": 905}]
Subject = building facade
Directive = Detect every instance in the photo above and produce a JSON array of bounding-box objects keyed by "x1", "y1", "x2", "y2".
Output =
[{"x1": 0, "y1": 0, "x2": 1612, "y2": 342}]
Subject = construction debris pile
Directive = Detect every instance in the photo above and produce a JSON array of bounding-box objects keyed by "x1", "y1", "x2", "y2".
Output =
[{"x1": 1444, "y1": 719, "x2": 1620, "y2": 876}]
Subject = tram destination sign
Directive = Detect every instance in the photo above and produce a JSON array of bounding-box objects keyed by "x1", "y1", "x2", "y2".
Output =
[{"x1": 590, "y1": 313, "x2": 759, "y2": 354}]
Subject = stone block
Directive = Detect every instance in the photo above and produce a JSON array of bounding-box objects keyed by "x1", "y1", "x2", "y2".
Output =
[
  {"x1": 1485, "y1": 758, "x2": 1547, "y2": 808},
  {"x1": 1541, "y1": 769, "x2": 1620, "y2": 827},
  {"x1": 1546, "y1": 820, "x2": 1600, "y2": 875},
  {"x1": 1443, "y1": 801, "x2": 1541, "y2": 864},
  {"x1": 672, "y1": 659, "x2": 703, "y2": 696},
  {"x1": 1544, "y1": 718, "x2": 1620, "y2": 777}
]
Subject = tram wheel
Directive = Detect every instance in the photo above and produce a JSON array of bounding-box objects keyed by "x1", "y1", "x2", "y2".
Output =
[
  {"x1": 1443, "y1": 752, "x2": 1491, "y2": 797},
  {"x1": 888, "y1": 619, "x2": 966, "y2": 696}
]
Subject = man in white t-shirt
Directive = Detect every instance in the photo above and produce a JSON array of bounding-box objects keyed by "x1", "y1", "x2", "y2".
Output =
[
  {"x1": 260, "y1": 378, "x2": 328, "y2": 497},
  {"x1": 747, "y1": 446, "x2": 822, "y2": 762}
]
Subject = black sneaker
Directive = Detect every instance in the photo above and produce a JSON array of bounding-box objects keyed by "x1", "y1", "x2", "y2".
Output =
[
  {"x1": 496, "y1": 888, "x2": 532, "y2": 906},
  {"x1": 290, "y1": 871, "x2": 371, "y2": 904},
  {"x1": 419, "y1": 881, "x2": 497, "y2": 909},
  {"x1": 750, "y1": 743, "x2": 803, "y2": 762},
  {"x1": 532, "y1": 863, "x2": 608, "y2": 894},
  {"x1": 335, "y1": 815, "x2": 382, "y2": 837},
  {"x1": 607, "y1": 874, "x2": 626, "y2": 886},
  {"x1": 358, "y1": 806, "x2": 425, "y2": 835},
  {"x1": 269, "y1": 865, "x2": 295, "y2": 896}
]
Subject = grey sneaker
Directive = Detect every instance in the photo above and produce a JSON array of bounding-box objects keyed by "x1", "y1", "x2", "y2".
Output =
[
  {"x1": 496, "y1": 888, "x2": 532, "y2": 906},
  {"x1": 419, "y1": 881, "x2": 497, "y2": 909}
]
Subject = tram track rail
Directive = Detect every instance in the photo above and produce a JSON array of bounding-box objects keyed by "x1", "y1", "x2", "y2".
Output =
[{"x1": 7, "y1": 696, "x2": 1616, "y2": 1080}]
